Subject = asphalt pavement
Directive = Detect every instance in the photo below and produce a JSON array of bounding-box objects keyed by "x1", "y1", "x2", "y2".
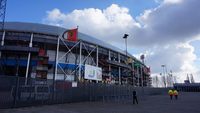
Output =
[{"x1": 1, "y1": 92, "x2": 200, "y2": 113}]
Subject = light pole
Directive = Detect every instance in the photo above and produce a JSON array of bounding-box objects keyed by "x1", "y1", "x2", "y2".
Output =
[
  {"x1": 161, "y1": 64, "x2": 166, "y2": 87},
  {"x1": 123, "y1": 34, "x2": 129, "y2": 85},
  {"x1": 123, "y1": 34, "x2": 129, "y2": 56}
]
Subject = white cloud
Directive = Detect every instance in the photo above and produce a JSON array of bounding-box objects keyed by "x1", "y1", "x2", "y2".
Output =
[
  {"x1": 145, "y1": 42, "x2": 198, "y2": 82},
  {"x1": 44, "y1": 4, "x2": 140, "y2": 43},
  {"x1": 133, "y1": 0, "x2": 200, "y2": 47},
  {"x1": 163, "y1": 0, "x2": 182, "y2": 4},
  {"x1": 43, "y1": 1, "x2": 200, "y2": 82}
]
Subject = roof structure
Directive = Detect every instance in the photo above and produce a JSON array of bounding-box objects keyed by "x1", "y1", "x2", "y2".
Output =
[{"x1": 4, "y1": 22, "x2": 136, "y2": 59}]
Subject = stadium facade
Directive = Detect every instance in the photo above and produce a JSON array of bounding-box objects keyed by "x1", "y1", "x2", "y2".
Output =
[{"x1": 0, "y1": 22, "x2": 151, "y2": 86}]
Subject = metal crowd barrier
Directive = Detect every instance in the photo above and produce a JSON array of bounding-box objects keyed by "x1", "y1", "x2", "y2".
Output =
[{"x1": 0, "y1": 76, "x2": 134, "y2": 109}]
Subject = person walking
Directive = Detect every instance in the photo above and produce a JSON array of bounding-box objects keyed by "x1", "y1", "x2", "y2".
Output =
[
  {"x1": 133, "y1": 91, "x2": 138, "y2": 104},
  {"x1": 168, "y1": 89, "x2": 173, "y2": 100},
  {"x1": 173, "y1": 89, "x2": 178, "y2": 100}
]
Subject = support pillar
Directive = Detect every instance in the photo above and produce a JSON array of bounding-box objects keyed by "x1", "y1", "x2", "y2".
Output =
[
  {"x1": 0, "y1": 30, "x2": 5, "y2": 58},
  {"x1": 25, "y1": 33, "x2": 33, "y2": 85},
  {"x1": 78, "y1": 41, "x2": 82, "y2": 81},
  {"x1": 108, "y1": 50, "x2": 112, "y2": 83},
  {"x1": 54, "y1": 36, "x2": 60, "y2": 81},
  {"x1": 118, "y1": 53, "x2": 121, "y2": 85},
  {"x1": 137, "y1": 66, "x2": 139, "y2": 86},
  {"x1": 140, "y1": 65, "x2": 143, "y2": 87},
  {"x1": 119, "y1": 67, "x2": 121, "y2": 85},
  {"x1": 96, "y1": 45, "x2": 98, "y2": 83},
  {"x1": 1, "y1": 30, "x2": 5, "y2": 46}
]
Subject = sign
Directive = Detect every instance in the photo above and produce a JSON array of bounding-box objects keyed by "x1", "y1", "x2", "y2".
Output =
[
  {"x1": 72, "y1": 82, "x2": 77, "y2": 87},
  {"x1": 84, "y1": 64, "x2": 102, "y2": 81}
]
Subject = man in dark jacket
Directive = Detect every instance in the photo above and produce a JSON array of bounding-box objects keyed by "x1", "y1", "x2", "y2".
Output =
[{"x1": 133, "y1": 91, "x2": 138, "y2": 104}]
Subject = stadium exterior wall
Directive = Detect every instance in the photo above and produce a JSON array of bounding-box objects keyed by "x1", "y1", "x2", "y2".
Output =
[{"x1": 0, "y1": 22, "x2": 151, "y2": 87}]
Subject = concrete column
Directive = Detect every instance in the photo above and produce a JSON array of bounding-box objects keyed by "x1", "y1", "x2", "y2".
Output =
[
  {"x1": 96, "y1": 45, "x2": 98, "y2": 67},
  {"x1": 0, "y1": 30, "x2": 5, "y2": 58},
  {"x1": 1, "y1": 30, "x2": 5, "y2": 46},
  {"x1": 96, "y1": 45, "x2": 98, "y2": 83},
  {"x1": 118, "y1": 53, "x2": 121, "y2": 85},
  {"x1": 108, "y1": 50, "x2": 111, "y2": 60},
  {"x1": 78, "y1": 41, "x2": 82, "y2": 81},
  {"x1": 55, "y1": 36, "x2": 60, "y2": 81},
  {"x1": 140, "y1": 65, "x2": 143, "y2": 87},
  {"x1": 108, "y1": 50, "x2": 111, "y2": 79},
  {"x1": 137, "y1": 66, "x2": 139, "y2": 86},
  {"x1": 119, "y1": 67, "x2": 121, "y2": 85},
  {"x1": 109, "y1": 64, "x2": 111, "y2": 76}
]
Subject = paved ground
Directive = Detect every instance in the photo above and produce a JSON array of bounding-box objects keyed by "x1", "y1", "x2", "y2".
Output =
[{"x1": 1, "y1": 92, "x2": 200, "y2": 113}]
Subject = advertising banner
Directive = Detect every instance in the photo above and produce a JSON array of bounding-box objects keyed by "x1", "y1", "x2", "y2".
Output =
[{"x1": 84, "y1": 64, "x2": 102, "y2": 81}]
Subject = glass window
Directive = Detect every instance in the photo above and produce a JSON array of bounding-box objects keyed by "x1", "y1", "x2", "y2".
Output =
[
  {"x1": 5, "y1": 31, "x2": 31, "y2": 41},
  {"x1": 34, "y1": 33, "x2": 57, "y2": 40}
]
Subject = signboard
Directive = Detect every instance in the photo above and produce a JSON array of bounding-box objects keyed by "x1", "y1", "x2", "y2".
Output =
[
  {"x1": 84, "y1": 64, "x2": 102, "y2": 81},
  {"x1": 72, "y1": 82, "x2": 77, "y2": 87}
]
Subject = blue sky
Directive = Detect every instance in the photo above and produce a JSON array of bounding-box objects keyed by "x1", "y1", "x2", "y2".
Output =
[
  {"x1": 5, "y1": 0, "x2": 200, "y2": 83},
  {"x1": 6, "y1": 0, "x2": 158, "y2": 23}
]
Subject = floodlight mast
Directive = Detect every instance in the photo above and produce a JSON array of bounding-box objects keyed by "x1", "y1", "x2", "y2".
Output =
[{"x1": 0, "y1": 0, "x2": 7, "y2": 30}]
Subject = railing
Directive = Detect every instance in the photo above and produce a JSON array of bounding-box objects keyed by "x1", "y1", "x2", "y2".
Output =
[{"x1": 0, "y1": 76, "x2": 134, "y2": 109}]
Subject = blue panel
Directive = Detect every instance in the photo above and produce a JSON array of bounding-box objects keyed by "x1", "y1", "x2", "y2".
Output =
[
  {"x1": 31, "y1": 60, "x2": 37, "y2": 66},
  {"x1": 0, "y1": 59, "x2": 85, "y2": 70},
  {"x1": 58, "y1": 63, "x2": 84, "y2": 70},
  {"x1": 0, "y1": 59, "x2": 37, "y2": 67}
]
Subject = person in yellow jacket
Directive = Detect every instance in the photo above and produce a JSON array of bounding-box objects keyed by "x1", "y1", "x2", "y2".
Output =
[
  {"x1": 168, "y1": 89, "x2": 173, "y2": 100},
  {"x1": 173, "y1": 89, "x2": 178, "y2": 100}
]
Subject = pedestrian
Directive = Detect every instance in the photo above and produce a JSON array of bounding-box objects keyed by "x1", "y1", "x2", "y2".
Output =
[
  {"x1": 133, "y1": 90, "x2": 138, "y2": 104},
  {"x1": 168, "y1": 89, "x2": 173, "y2": 100},
  {"x1": 173, "y1": 89, "x2": 178, "y2": 100}
]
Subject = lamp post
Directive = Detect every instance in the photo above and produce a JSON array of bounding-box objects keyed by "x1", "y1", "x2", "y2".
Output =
[
  {"x1": 123, "y1": 34, "x2": 129, "y2": 56},
  {"x1": 123, "y1": 34, "x2": 129, "y2": 85},
  {"x1": 161, "y1": 64, "x2": 166, "y2": 87}
]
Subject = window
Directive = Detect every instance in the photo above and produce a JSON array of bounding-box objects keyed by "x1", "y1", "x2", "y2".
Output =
[{"x1": 110, "y1": 51, "x2": 118, "y2": 61}]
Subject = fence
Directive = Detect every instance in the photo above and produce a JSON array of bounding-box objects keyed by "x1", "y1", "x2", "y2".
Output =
[
  {"x1": 0, "y1": 76, "x2": 134, "y2": 109},
  {"x1": 174, "y1": 83, "x2": 200, "y2": 92}
]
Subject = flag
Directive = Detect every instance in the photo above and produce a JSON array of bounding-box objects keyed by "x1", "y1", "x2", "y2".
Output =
[
  {"x1": 63, "y1": 28, "x2": 78, "y2": 42},
  {"x1": 67, "y1": 28, "x2": 78, "y2": 41}
]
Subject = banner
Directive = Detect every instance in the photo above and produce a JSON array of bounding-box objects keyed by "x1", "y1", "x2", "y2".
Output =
[{"x1": 84, "y1": 64, "x2": 102, "y2": 81}]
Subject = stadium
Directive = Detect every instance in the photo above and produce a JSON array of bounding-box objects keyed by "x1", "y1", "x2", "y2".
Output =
[{"x1": 0, "y1": 22, "x2": 151, "y2": 86}]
